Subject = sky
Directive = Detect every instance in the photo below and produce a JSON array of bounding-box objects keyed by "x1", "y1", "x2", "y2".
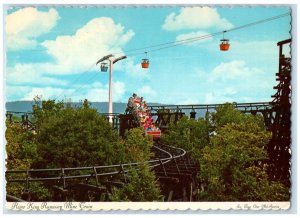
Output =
[{"x1": 4, "y1": 5, "x2": 291, "y2": 105}]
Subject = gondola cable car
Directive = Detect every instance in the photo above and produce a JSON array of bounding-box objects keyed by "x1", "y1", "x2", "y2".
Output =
[
  {"x1": 100, "y1": 62, "x2": 108, "y2": 72},
  {"x1": 220, "y1": 31, "x2": 230, "y2": 51},
  {"x1": 141, "y1": 52, "x2": 150, "y2": 68}
]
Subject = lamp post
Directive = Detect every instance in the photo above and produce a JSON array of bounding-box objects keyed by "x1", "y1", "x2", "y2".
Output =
[
  {"x1": 108, "y1": 58, "x2": 113, "y2": 122},
  {"x1": 96, "y1": 54, "x2": 127, "y2": 123}
]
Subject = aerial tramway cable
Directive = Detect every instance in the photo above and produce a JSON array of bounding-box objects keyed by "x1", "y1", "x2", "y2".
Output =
[
  {"x1": 53, "y1": 63, "x2": 96, "y2": 101},
  {"x1": 54, "y1": 12, "x2": 290, "y2": 99},
  {"x1": 112, "y1": 12, "x2": 290, "y2": 57}
]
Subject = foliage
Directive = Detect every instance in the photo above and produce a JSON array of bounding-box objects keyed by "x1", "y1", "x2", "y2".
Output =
[
  {"x1": 199, "y1": 122, "x2": 272, "y2": 200},
  {"x1": 161, "y1": 103, "x2": 289, "y2": 201},
  {"x1": 5, "y1": 121, "x2": 51, "y2": 200},
  {"x1": 7, "y1": 99, "x2": 163, "y2": 201},
  {"x1": 83, "y1": 99, "x2": 90, "y2": 109},
  {"x1": 123, "y1": 127, "x2": 153, "y2": 162},
  {"x1": 108, "y1": 128, "x2": 162, "y2": 201},
  {"x1": 5, "y1": 121, "x2": 37, "y2": 170},
  {"x1": 32, "y1": 99, "x2": 64, "y2": 130},
  {"x1": 33, "y1": 100, "x2": 125, "y2": 168},
  {"x1": 7, "y1": 115, "x2": 23, "y2": 122},
  {"x1": 109, "y1": 164, "x2": 162, "y2": 201},
  {"x1": 242, "y1": 166, "x2": 290, "y2": 201},
  {"x1": 161, "y1": 116, "x2": 209, "y2": 159},
  {"x1": 198, "y1": 104, "x2": 289, "y2": 201},
  {"x1": 209, "y1": 103, "x2": 266, "y2": 131}
]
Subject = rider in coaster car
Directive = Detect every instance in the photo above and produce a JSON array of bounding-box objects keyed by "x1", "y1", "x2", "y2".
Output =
[{"x1": 126, "y1": 93, "x2": 136, "y2": 113}]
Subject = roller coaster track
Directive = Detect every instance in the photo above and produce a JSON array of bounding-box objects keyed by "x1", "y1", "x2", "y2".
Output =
[
  {"x1": 148, "y1": 101, "x2": 272, "y2": 113},
  {"x1": 6, "y1": 142, "x2": 199, "y2": 202},
  {"x1": 5, "y1": 101, "x2": 273, "y2": 118},
  {"x1": 5, "y1": 101, "x2": 273, "y2": 131}
]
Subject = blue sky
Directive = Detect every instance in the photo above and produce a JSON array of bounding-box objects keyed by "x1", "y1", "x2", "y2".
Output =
[{"x1": 5, "y1": 6, "x2": 291, "y2": 105}]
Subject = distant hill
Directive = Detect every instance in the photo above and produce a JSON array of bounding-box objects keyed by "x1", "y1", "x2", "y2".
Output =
[
  {"x1": 5, "y1": 101, "x2": 164, "y2": 114},
  {"x1": 5, "y1": 101, "x2": 128, "y2": 114},
  {"x1": 5, "y1": 101, "x2": 35, "y2": 113}
]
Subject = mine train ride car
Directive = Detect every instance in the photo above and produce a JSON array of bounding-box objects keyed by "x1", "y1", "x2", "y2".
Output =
[
  {"x1": 145, "y1": 129, "x2": 161, "y2": 139},
  {"x1": 126, "y1": 94, "x2": 161, "y2": 139}
]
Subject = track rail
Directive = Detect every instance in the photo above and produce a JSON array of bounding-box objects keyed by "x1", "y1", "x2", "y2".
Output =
[
  {"x1": 6, "y1": 102, "x2": 273, "y2": 117},
  {"x1": 148, "y1": 102, "x2": 272, "y2": 112},
  {"x1": 6, "y1": 102, "x2": 274, "y2": 132},
  {"x1": 6, "y1": 143, "x2": 186, "y2": 186}
]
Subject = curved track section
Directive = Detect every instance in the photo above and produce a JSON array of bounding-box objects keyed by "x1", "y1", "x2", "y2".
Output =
[{"x1": 6, "y1": 142, "x2": 190, "y2": 201}]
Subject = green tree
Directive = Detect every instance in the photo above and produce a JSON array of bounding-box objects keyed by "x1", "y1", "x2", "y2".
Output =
[
  {"x1": 161, "y1": 116, "x2": 209, "y2": 159},
  {"x1": 160, "y1": 103, "x2": 289, "y2": 201},
  {"x1": 108, "y1": 128, "x2": 162, "y2": 201},
  {"x1": 5, "y1": 121, "x2": 51, "y2": 201},
  {"x1": 83, "y1": 99, "x2": 90, "y2": 109},
  {"x1": 33, "y1": 100, "x2": 125, "y2": 168},
  {"x1": 199, "y1": 122, "x2": 270, "y2": 200},
  {"x1": 32, "y1": 99, "x2": 64, "y2": 131},
  {"x1": 7, "y1": 100, "x2": 163, "y2": 201},
  {"x1": 123, "y1": 127, "x2": 153, "y2": 162},
  {"x1": 198, "y1": 104, "x2": 289, "y2": 201},
  {"x1": 210, "y1": 103, "x2": 265, "y2": 131},
  {"x1": 109, "y1": 164, "x2": 162, "y2": 201},
  {"x1": 6, "y1": 122, "x2": 37, "y2": 170}
]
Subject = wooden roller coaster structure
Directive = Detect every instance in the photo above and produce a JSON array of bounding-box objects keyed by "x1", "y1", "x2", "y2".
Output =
[{"x1": 6, "y1": 142, "x2": 199, "y2": 202}]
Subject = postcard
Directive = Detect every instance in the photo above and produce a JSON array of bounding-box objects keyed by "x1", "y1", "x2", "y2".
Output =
[{"x1": 3, "y1": 4, "x2": 293, "y2": 212}]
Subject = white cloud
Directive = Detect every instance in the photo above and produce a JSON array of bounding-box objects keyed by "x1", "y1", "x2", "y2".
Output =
[
  {"x1": 112, "y1": 81, "x2": 126, "y2": 101},
  {"x1": 15, "y1": 80, "x2": 125, "y2": 102},
  {"x1": 175, "y1": 31, "x2": 212, "y2": 46},
  {"x1": 208, "y1": 60, "x2": 263, "y2": 82},
  {"x1": 193, "y1": 69, "x2": 207, "y2": 78},
  {"x1": 6, "y1": 7, "x2": 60, "y2": 50},
  {"x1": 204, "y1": 92, "x2": 235, "y2": 104},
  {"x1": 22, "y1": 87, "x2": 66, "y2": 100},
  {"x1": 7, "y1": 15, "x2": 135, "y2": 77},
  {"x1": 179, "y1": 98, "x2": 201, "y2": 105},
  {"x1": 121, "y1": 58, "x2": 150, "y2": 79},
  {"x1": 201, "y1": 60, "x2": 274, "y2": 103},
  {"x1": 138, "y1": 85, "x2": 157, "y2": 98},
  {"x1": 224, "y1": 87, "x2": 237, "y2": 95},
  {"x1": 6, "y1": 85, "x2": 32, "y2": 101},
  {"x1": 225, "y1": 41, "x2": 278, "y2": 64},
  {"x1": 74, "y1": 81, "x2": 125, "y2": 102},
  {"x1": 205, "y1": 40, "x2": 279, "y2": 90},
  {"x1": 6, "y1": 63, "x2": 67, "y2": 86},
  {"x1": 6, "y1": 17, "x2": 133, "y2": 101},
  {"x1": 162, "y1": 7, "x2": 233, "y2": 31},
  {"x1": 41, "y1": 17, "x2": 134, "y2": 75},
  {"x1": 204, "y1": 87, "x2": 237, "y2": 104}
]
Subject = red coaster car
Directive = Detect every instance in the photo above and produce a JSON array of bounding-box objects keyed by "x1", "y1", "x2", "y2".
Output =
[{"x1": 145, "y1": 130, "x2": 161, "y2": 139}]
